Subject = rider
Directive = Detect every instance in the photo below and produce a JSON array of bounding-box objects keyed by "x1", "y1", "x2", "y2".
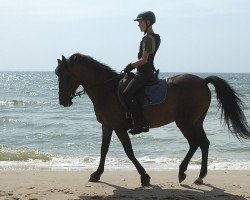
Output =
[{"x1": 122, "y1": 11, "x2": 161, "y2": 135}]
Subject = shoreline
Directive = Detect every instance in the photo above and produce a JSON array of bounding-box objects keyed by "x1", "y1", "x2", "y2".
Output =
[{"x1": 0, "y1": 169, "x2": 249, "y2": 200}]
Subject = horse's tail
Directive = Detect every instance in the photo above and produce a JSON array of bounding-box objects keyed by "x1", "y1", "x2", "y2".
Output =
[{"x1": 205, "y1": 76, "x2": 250, "y2": 140}]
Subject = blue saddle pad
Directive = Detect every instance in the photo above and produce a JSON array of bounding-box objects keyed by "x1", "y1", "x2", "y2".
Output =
[{"x1": 143, "y1": 79, "x2": 167, "y2": 107}]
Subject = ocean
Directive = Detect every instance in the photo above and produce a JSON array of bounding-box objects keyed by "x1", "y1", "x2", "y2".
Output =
[{"x1": 0, "y1": 72, "x2": 250, "y2": 171}]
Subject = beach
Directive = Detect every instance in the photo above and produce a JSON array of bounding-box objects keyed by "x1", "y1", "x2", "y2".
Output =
[
  {"x1": 0, "y1": 170, "x2": 249, "y2": 200},
  {"x1": 1, "y1": 72, "x2": 250, "y2": 199}
]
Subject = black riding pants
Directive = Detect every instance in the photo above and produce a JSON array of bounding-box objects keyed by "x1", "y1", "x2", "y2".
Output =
[
  {"x1": 122, "y1": 74, "x2": 148, "y2": 100},
  {"x1": 122, "y1": 74, "x2": 150, "y2": 126}
]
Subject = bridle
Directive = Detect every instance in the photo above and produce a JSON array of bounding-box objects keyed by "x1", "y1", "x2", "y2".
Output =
[{"x1": 70, "y1": 73, "x2": 124, "y2": 98}]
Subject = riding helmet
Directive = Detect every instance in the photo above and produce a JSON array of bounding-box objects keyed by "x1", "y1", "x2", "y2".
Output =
[{"x1": 134, "y1": 11, "x2": 156, "y2": 25}]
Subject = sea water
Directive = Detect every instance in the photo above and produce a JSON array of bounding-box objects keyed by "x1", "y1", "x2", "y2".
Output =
[{"x1": 0, "y1": 72, "x2": 249, "y2": 170}]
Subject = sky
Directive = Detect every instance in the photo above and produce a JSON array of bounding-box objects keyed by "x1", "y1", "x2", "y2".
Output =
[{"x1": 0, "y1": 0, "x2": 249, "y2": 73}]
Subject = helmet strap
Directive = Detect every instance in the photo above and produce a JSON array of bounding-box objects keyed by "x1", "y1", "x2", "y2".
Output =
[{"x1": 144, "y1": 20, "x2": 149, "y2": 35}]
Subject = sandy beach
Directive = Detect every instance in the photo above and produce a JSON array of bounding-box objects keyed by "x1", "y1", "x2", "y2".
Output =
[{"x1": 0, "y1": 170, "x2": 249, "y2": 200}]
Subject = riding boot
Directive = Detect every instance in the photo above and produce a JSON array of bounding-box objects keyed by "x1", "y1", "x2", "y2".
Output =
[{"x1": 127, "y1": 98, "x2": 149, "y2": 135}]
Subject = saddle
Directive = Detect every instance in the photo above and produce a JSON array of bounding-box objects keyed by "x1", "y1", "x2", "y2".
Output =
[{"x1": 118, "y1": 70, "x2": 168, "y2": 108}]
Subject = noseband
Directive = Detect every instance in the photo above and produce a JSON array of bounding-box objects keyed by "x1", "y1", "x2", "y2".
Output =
[{"x1": 71, "y1": 90, "x2": 86, "y2": 98}]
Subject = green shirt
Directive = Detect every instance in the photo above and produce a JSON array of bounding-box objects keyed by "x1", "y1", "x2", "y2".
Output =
[{"x1": 142, "y1": 34, "x2": 156, "y2": 54}]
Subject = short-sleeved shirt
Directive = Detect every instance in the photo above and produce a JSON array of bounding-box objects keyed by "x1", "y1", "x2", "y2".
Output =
[
  {"x1": 137, "y1": 33, "x2": 161, "y2": 77},
  {"x1": 142, "y1": 34, "x2": 156, "y2": 54}
]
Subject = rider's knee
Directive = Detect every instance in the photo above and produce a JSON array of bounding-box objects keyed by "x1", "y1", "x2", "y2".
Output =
[{"x1": 122, "y1": 90, "x2": 131, "y2": 101}]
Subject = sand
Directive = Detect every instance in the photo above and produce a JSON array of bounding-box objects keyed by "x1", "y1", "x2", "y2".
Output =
[{"x1": 0, "y1": 169, "x2": 249, "y2": 200}]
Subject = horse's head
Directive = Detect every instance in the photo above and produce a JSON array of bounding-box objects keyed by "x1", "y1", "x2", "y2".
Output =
[{"x1": 55, "y1": 55, "x2": 80, "y2": 107}]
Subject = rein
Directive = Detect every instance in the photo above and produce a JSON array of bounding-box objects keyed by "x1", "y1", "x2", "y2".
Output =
[{"x1": 71, "y1": 73, "x2": 124, "y2": 98}]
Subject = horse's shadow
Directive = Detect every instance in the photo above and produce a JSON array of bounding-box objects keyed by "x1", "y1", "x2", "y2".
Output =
[{"x1": 79, "y1": 181, "x2": 247, "y2": 200}]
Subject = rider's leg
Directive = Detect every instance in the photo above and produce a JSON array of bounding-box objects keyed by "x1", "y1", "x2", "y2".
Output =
[{"x1": 122, "y1": 75, "x2": 149, "y2": 134}]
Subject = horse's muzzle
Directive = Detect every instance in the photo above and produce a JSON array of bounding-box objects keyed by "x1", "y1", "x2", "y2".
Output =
[{"x1": 59, "y1": 99, "x2": 73, "y2": 107}]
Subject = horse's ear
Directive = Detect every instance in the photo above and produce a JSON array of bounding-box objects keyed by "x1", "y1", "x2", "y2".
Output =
[
  {"x1": 62, "y1": 55, "x2": 67, "y2": 63},
  {"x1": 57, "y1": 59, "x2": 62, "y2": 65}
]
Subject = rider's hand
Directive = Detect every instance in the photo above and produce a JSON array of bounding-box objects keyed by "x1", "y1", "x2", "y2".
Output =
[{"x1": 123, "y1": 64, "x2": 134, "y2": 73}]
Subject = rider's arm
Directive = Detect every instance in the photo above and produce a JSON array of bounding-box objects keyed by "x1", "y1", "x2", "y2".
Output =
[{"x1": 131, "y1": 50, "x2": 149, "y2": 68}]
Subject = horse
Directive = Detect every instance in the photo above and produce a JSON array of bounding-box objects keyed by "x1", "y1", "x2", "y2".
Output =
[{"x1": 55, "y1": 53, "x2": 250, "y2": 186}]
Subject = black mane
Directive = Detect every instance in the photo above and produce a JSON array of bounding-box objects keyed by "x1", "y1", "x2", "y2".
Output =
[{"x1": 69, "y1": 53, "x2": 118, "y2": 76}]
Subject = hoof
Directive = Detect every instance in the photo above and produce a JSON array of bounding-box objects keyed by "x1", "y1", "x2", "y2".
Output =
[
  {"x1": 89, "y1": 172, "x2": 101, "y2": 182},
  {"x1": 194, "y1": 177, "x2": 203, "y2": 185},
  {"x1": 178, "y1": 173, "x2": 186, "y2": 183},
  {"x1": 141, "y1": 173, "x2": 150, "y2": 186}
]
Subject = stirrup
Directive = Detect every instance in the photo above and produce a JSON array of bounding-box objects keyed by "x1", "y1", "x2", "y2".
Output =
[{"x1": 128, "y1": 126, "x2": 149, "y2": 135}]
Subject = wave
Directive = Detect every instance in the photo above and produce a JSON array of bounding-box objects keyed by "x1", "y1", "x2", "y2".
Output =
[
  {"x1": 0, "y1": 99, "x2": 54, "y2": 106},
  {"x1": 0, "y1": 147, "x2": 250, "y2": 170},
  {"x1": 0, "y1": 100, "x2": 28, "y2": 105},
  {"x1": 0, "y1": 146, "x2": 52, "y2": 161},
  {"x1": 0, "y1": 117, "x2": 20, "y2": 125}
]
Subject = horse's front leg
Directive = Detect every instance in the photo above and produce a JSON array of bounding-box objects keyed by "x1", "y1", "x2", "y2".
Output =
[
  {"x1": 89, "y1": 125, "x2": 112, "y2": 182},
  {"x1": 115, "y1": 129, "x2": 150, "y2": 186}
]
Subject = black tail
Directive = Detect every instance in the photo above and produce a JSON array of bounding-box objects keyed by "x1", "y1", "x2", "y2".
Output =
[{"x1": 205, "y1": 76, "x2": 250, "y2": 140}]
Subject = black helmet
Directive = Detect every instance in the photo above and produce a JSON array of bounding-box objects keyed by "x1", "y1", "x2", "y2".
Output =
[{"x1": 134, "y1": 11, "x2": 156, "y2": 25}]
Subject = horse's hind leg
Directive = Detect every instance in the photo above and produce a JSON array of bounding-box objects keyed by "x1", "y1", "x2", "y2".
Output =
[
  {"x1": 194, "y1": 125, "x2": 210, "y2": 185},
  {"x1": 176, "y1": 121, "x2": 200, "y2": 183}
]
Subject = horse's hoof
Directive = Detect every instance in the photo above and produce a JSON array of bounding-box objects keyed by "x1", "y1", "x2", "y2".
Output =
[
  {"x1": 178, "y1": 173, "x2": 186, "y2": 183},
  {"x1": 194, "y1": 177, "x2": 203, "y2": 185},
  {"x1": 89, "y1": 176, "x2": 99, "y2": 182},
  {"x1": 89, "y1": 172, "x2": 101, "y2": 182},
  {"x1": 141, "y1": 173, "x2": 150, "y2": 186}
]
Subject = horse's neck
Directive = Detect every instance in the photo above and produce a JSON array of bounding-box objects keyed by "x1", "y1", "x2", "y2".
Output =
[
  {"x1": 85, "y1": 88, "x2": 102, "y2": 107},
  {"x1": 80, "y1": 67, "x2": 118, "y2": 108}
]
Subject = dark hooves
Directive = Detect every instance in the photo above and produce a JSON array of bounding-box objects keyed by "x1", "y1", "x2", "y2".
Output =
[
  {"x1": 178, "y1": 173, "x2": 186, "y2": 183},
  {"x1": 89, "y1": 172, "x2": 101, "y2": 182},
  {"x1": 141, "y1": 173, "x2": 151, "y2": 186},
  {"x1": 194, "y1": 177, "x2": 204, "y2": 185}
]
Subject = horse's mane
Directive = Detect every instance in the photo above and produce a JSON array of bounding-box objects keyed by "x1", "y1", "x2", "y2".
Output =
[{"x1": 69, "y1": 53, "x2": 118, "y2": 76}]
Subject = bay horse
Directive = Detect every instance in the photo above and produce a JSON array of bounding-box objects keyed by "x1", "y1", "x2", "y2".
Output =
[{"x1": 55, "y1": 53, "x2": 250, "y2": 186}]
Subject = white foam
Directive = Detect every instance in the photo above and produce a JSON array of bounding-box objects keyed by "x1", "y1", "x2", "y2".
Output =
[{"x1": 1, "y1": 155, "x2": 250, "y2": 170}]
